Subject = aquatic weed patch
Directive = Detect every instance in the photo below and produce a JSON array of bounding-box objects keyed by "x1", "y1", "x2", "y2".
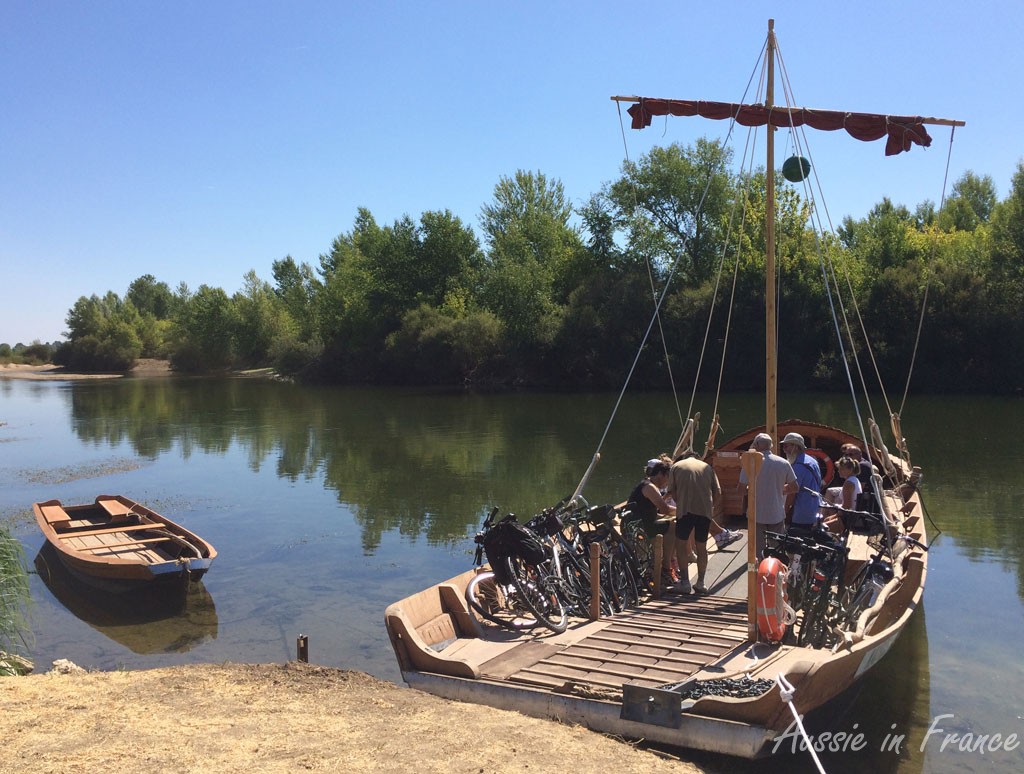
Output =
[{"x1": 19, "y1": 457, "x2": 147, "y2": 485}]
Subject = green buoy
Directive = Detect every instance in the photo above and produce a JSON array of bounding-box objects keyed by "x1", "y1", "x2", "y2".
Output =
[{"x1": 782, "y1": 156, "x2": 811, "y2": 183}]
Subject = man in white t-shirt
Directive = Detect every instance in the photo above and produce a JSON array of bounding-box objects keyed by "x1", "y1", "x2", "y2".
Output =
[{"x1": 738, "y1": 433, "x2": 798, "y2": 558}]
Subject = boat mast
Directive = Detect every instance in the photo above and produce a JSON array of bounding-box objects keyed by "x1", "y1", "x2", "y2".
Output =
[{"x1": 765, "y1": 19, "x2": 777, "y2": 445}]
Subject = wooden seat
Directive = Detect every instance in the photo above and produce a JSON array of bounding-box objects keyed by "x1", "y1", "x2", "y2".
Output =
[
  {"x1": 98, "y1": 497, "x2": 135, "y2": 523},
  {"x1": 40, "y1": 504, "x2": 73, "y2": 526},
  {"x1": 57, "y1": 522, "x2": 168, "y2": 539}
]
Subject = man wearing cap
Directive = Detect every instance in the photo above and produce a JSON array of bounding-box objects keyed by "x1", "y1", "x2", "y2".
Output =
[
  {"x1": 739, "y1": 433, "x2": 798, "y2": 558},
  {"x1": 781, "y1": 432, "x2": 822, "y2": 532}
]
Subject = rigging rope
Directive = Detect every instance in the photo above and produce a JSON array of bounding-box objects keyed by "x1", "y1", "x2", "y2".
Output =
[
  {"x1": 598, "y1": 25, "x2": 954, "y2": 504},
  {"x1": 900, "y1": 124, "x2": 958, "y2": 417}
]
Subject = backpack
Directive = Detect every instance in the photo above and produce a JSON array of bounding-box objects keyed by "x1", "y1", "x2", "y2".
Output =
[{"x1": 483, "y1": 515, "x2": 548, "y2": 584}]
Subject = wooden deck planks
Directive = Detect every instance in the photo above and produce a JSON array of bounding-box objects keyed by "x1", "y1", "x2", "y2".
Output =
[
  {"x1": 502, "y1": 593, "x2": 747, "y2": 695},
  {"x1": 63, "y1": 529, "x2": 171, "y2": 563}
]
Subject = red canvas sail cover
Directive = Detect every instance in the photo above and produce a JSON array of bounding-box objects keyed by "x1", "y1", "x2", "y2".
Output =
[{"x1": 627, "y1": 98, "x2": 932, "y2": 156}]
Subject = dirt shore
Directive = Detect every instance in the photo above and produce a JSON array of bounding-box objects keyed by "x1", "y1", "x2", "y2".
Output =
[
  {"x1": 0, "y1": 359, "x2": 174, "y2": 381},
  {"x1": 0, "y1": 662, "x2": 705, "y2": 773}
]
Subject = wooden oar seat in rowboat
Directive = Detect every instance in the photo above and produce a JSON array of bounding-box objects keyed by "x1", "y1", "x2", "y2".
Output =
[
  {"x1": 39, "y1": 504, "x2": 73, "y2": 526},
  {"x1": 97, "y1": 497, "x2": 137, "y2": 523},
  {"x1": 57, "y1": 523, "x2": 169, "y2": 539}
]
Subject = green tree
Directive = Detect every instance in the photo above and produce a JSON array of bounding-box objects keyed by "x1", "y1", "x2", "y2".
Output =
[
  {"x1": 170, "y1": 285, "x2": 235, "y2": 372},
  {"x1": 232, "y1": 270, "x2": 296, "y2": 367},
  {"x1": 838, "y1": 198, "x2": 922, "y2": 273},
  {"x1": 314, "y1": 208, "x2": 485, "y2": 381},
  {"x1": 272, "y1": 256, "x2": 321, "y2": 342},
  {"x1": 384, "y1": 304, "x2": 503, "y2": 385},
  {"x1": 990, "y1": 161, "x2": 1024, "y2": 281},
  {"x1": 938, "y1": 171, "x2": 997, "y2": 232},
  {"x1": 478, "y1": 170, "x2": 584, "y2": 358},
  {"x1": 57, "y1": 292, "x2": 143, "y2": 371},
  {"x1": 605, "y1": 139, "x2": 734, "y2": 284},
  {"x1": 126, "y1": 274, "x2": 174, "y2": 319}
]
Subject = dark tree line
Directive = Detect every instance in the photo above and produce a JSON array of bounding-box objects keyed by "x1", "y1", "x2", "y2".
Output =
[{"x1": 48, "y1": 142, "x2": 1024, "y2": 394}]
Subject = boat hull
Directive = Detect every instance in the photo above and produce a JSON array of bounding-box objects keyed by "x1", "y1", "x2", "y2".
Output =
[
  {"x1": 383, "y1": 420, "x2": 927, "y2": 759},
  {"x1": 33, "y1": 495, "x2": 217, "y2": 592}
]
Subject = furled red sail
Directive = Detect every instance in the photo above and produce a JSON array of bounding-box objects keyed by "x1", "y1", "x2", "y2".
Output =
[{"x1": 627, "y1": 98, "x2": 932, "y2": 156}]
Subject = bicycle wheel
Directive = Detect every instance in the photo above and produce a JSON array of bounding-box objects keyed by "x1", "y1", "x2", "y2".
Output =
[
  {"x1": 562, "y1": 543, "x2": 614, "y2": 617},
  {"x1": 839, "y1": 565, "x2": 887, "y2": 631},
  {"x1": 465, "y1": 570, "x2": 540, "y2": 631},
  {"x1": 798, "y1": 594, "x2": 828, "y2": 648},
  {"x1": 606, "y1": 549, "x2": 640, "y2": 611},
  {"x1": 554, "y1": 552, "x2": 592, "y2": 617},
  {"x1": 504, "y1": 556, "x2": 568, "y2": 634},
  {"x1": 622, "y1": 520, "x2": 654, "y2": 591}
]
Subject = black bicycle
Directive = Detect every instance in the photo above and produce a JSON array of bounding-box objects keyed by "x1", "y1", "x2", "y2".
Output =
[
  {"x1": 766, "y1": 528, "x2": 848, "y2": 648},
  {"x1": 465, "y1": 507, "x2": 568, "y2": 633},
  {"x1": 577, "y1": 504, "x2": 642, "y2": 612},
  {"x1": 839, "y1": 532, "x2": 928, "y2": 631}
]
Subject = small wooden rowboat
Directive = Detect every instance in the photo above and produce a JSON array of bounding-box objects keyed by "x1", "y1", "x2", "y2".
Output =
[{"x1": 33, "y1": 495, "x2": 216, "y2": 589}]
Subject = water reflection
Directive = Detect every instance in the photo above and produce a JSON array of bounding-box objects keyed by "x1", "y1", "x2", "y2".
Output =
[
  {"x1": 34, "y1": 543, "x2": 218, "y2": 654},
  {"x1": 65, "y1": 379, "x2": 610, "y2": 552},
  {"x1": 62, "y1": 381, "x2": 1024, "y2": 584}
]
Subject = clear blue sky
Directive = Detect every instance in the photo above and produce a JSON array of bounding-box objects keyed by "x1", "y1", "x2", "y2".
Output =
[{"x1": 2, "y1": 1, "x2": 1019, "y2": 345}]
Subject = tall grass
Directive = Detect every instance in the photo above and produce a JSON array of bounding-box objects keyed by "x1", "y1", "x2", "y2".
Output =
[{"x1": 0, "y1": 526, "x2": 31, "y2": 675}]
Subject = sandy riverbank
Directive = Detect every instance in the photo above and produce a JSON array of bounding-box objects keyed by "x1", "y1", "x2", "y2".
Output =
[
  {"x1": 0, "y1": 359, "x2": 174, "y2": 381},
  {"x1": 0, "y1": 661, "x2": 705, "y2": 773}
]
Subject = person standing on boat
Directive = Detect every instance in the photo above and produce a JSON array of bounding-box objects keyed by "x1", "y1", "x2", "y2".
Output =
[
  {"x1": 781, "y1": 432, "x2": 821, "y2": 533},
  {"x1": 739, "y1": 433, "x2": 798, "y2": 559},
  {"x1": 668, "y1": 451, "x2": 721, "y2": 594},
  {"x1": 622, "y1": 458, "x2": 677, "y2": 582}
]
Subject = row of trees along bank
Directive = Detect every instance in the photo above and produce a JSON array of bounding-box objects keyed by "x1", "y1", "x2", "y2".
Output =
[{"x1": 52, "y1": 140, "x2": 1024, "y2": 394}]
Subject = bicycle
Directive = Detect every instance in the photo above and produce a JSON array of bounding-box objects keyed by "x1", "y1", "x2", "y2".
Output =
[
  {"x1": 576, "y1": 503, "x2": 642, "y2": 612},
  {"x1": 465, "y1": 506, "x2": 568, "y2": 634},
  {"x1": 618, "y1": 511, "x2": 654, "y2": 592},
  {"x1": 765, "y1": 528, "x2": 848, "y2": 648},
  {"x1": 838, "y1": 532, "x2": 927, "y2": 632}
]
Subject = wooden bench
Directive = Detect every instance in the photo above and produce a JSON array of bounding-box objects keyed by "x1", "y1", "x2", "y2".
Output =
[
  {"x1": 57, "y1": 522, "x2": 168, "y2": 539},
  {"x1": 97, "y1": 497, "x2": 135, "y2": 523},
  {"x1": 384, "y1": 572, "x2": 483, "y2": 679},
  {"x1": 39, "y1": 504, "x2": 73, "y2": 527}
]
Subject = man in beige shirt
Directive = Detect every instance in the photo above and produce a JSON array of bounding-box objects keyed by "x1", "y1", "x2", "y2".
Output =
[{"x1": 668, "y1": 452, "x2": 721, "y2": 594}]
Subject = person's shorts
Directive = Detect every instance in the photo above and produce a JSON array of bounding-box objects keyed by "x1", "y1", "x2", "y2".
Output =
[{"x1": 675, "y1": 512, "x2": 710, "y2": 541}]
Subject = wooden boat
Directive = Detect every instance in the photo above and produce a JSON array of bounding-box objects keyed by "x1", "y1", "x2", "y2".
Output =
[
  {"x1": 385, "y1": 20, "x2": 956, "y2": 759},
  {"x1": 33, "y1": 494, "x2": 216, "y2": 590}
]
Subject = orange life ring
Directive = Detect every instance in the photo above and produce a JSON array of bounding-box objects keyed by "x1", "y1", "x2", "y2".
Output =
[
  {"x1": 756, "y1": 557, "x2": 791, "y2": 643},
  {"x1": 806, "y1": 448, "x2": 835, "y2": 488}
]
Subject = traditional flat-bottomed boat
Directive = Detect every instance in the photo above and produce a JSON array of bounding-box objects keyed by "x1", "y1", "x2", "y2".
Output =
[
  {"x1": 385, "y1": 19, "x2": 955, "y2": 759},
  {"x1": 33, "y1": 494, "x2": 216, "y2": 591}
]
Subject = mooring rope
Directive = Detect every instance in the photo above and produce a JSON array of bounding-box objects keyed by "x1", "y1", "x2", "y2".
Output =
[{"x1": 776, "y1": 673, "x2": 828, "y2": 773}]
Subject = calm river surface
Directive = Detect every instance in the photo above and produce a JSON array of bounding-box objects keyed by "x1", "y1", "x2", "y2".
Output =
[{"x1": 2, "y1": 377, "x2": 1021, "y2": 773}]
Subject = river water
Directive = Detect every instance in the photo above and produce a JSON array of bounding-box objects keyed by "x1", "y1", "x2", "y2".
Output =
[{"x1": 1, "y1": 377, "x2": 1021, "y2": 773}]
